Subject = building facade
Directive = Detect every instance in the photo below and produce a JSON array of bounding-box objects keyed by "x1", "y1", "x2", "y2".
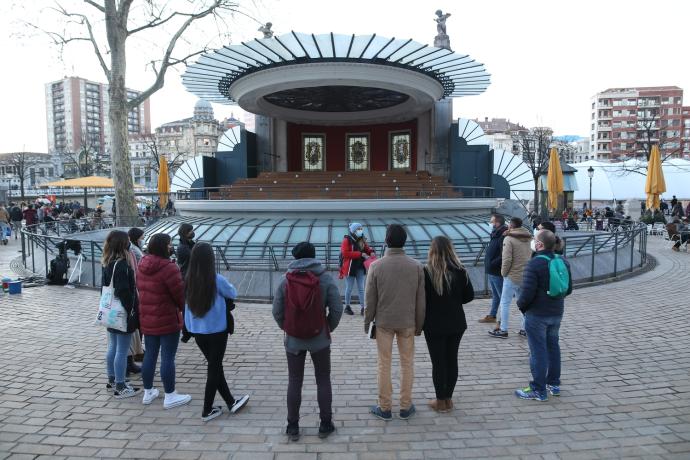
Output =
[
  {"x1": 474, "y1": 117, "x2": 529, "y2": 154},
  {"x1": 0, "y1": 152, "x2": 61, "y2": 196},
  {"x1": 45, "y1": 76, "x2": 151, "y2": 160},
  {"x1": 590, "y1": 86, "x2": 684, "y2": 160}
]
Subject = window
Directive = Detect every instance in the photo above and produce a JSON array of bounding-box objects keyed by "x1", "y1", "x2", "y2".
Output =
[
  {"x1": 302, "y1": 134, "x2": 325, "y2": 171},
  {"x1": 390, "y1": 131, "x2": 411, "y2": 170},
  {"x1": 346, "y1": 134, "x2": 370, "y2": 171}
]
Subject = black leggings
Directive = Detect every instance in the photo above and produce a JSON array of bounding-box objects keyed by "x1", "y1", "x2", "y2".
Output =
[
  {"x1": 195, "y1": 332, "x2": 235, "y2": 416},
  {"x1": 424, "y1": 331, "x2": 464, "y2": 400},
  {"x1": 286, "y1": 346, "x2": 332, "y2": 424}
]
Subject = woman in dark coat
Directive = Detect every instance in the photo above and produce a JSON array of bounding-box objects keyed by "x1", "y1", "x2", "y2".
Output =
[
  {"x1": 175, "y1": 223, "x2": 195, "y2": 278},
  {"x1": 423, "y1": 236, "x2": 474, "y2": 413}
]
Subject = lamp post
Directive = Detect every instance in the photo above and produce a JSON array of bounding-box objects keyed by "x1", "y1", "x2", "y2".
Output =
[{"x1": 587, "y1": 166, "x2": 594, "y2": 212}]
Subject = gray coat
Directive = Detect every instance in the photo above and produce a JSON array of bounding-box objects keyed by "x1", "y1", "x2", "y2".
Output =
[{"x1": 272, "y1": 258, "x2": 343, "y2": 354}]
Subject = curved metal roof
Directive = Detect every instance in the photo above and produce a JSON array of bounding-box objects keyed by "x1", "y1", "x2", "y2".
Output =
[{"x1": 182, "y1": 32, "x2": 491, "y2": 103}]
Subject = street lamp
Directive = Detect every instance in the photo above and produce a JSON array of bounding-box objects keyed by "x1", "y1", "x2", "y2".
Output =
[{"x1": 587, "y1": 166, "x2": 595, "y2": 211}]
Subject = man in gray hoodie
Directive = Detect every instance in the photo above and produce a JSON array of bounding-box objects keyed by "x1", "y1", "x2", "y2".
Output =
[{"x1": 272, "y1": 242, "x2": 343, "y2": 441}]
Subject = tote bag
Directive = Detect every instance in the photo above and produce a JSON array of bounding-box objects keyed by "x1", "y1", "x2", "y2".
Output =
[{"x1": 96, "y1": 260, "x2": 128, "y2": 332}]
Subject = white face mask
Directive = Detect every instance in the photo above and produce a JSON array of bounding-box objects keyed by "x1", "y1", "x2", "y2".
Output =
[
  {"x1": 355, "y1": 229, "x2": 364, "y2": 237},
  {"x1": 530, "y1": 239, "x2": 537, "y2": 252}
]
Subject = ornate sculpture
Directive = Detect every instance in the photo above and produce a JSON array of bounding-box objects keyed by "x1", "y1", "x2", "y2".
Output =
[
  {"x1": 434, "y1": 10, "x2": 452, "y2": 50},
  {"x1": 258, "y1": 22, "x2": 274, "y2": 39}
]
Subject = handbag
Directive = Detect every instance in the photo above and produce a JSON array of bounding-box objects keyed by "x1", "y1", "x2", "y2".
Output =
[
  {"x1": 226, "y1": 298, "x2": 235, "y2": 335},
  {"x1": 363, "y1": 254, "x2": 378, "y2": 270},
  {"x1": 96, "y1": 260, "x2": 128, "y2": 332}
]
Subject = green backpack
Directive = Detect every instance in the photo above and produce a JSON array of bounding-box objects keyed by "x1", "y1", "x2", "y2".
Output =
[{"x1": 536, "y1": 254, "x2": 570, "y2": 298}]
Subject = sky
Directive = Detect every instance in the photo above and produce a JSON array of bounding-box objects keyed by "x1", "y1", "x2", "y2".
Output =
[{"x1": 1, "y1": 0, "x2": 689, "y2": 152}]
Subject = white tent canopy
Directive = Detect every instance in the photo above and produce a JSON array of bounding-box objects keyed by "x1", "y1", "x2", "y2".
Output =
[{"x1": 572, "y1": 159, "x2": 690, "y2": 201}]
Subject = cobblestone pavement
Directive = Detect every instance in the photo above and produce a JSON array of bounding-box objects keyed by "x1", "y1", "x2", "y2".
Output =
[{"x1": 1, "y1": 235, "x2": 689, "y2": 460}]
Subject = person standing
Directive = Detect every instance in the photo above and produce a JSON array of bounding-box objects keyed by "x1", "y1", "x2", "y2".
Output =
[
  {"x1": 176, "y1": 223, "x2": 195, "y2": 278},
  {"x1": 23, "y1": 204, "x2": 37, "y2": 227},
  {"x1": 128, "y1": 228, "x2": 145, "y2": 264},
  {"x1": 272, "y1": 242, "x2": 343, "y2": 440},
  {"x1": 9, "y1": 203, "x2": 22, "y2": 239},
  {"x1": 0, "y1": 204, "x2": 9, "y2": 244},
  {"x1": 423, "y1": 236, "x2": 474, "y2": 413},
  {"x1": 479, "y1": 214, "x2": 507, "y2": 323},
  {"x1": 136, "y1": 233, "x2": 191, "y2": 409},
  {"x1": 185, "y1": 243, "x2": 250, "y2": 422},
  {"x1": 101, "y1": 230, "x2": 141, "y2": 398},
  {"x1": 515, "y1": 230, "x2": 572, "y2": 401},
  {"x1": 488, "y1": 217, "x2": 532, "y2": 339},
  {"x1": 365, "y1": 224, "x2": 425, "y2": 421},
  {"x1": 339, "y1": 223, "x2": 375, "y2": 316}
]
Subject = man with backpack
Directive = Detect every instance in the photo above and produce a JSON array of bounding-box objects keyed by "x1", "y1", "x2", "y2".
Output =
[
  {"x1": 272, "y1": 242, "x2": 343, "y2": 441},
  {"x1": 515, "y1": 230, "x2": 572, "y2": 401}
]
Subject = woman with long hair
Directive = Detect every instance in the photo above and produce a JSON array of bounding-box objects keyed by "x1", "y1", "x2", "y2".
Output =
[
  {"x1": 184, "y1": 243, "x2": 249, "y2": 421},
  {"x1": 102, "y1": 230, "x2": 140, "y2": 398},
  {"x1": 175, "y1": 223, "x2": 195, "y2": 278},
  {"x1": 338, "y1": 222, "x2": 375, "y2": 316},
  {"x1": 136, "y1": 233, "x2": 191, "y2": 409},
  {"x1": 128, "y1": 227, "x2": 145, "y2": 264},
  {"x1": 423, "y1": 236, "x2": 474, "y2": 413}
]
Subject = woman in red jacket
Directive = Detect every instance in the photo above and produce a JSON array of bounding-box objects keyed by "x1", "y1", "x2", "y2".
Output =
[
  {"x1": 339, "y1": 222, "x2": 375, "y2": 316},
  {"x1": 136, "y1": 233, "x2": 191, "y2": 409}
]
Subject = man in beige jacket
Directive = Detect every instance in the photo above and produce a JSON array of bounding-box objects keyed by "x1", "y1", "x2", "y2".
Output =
[
  {"x1": 365, "y1": 224, "x2": 425, "y2": 421},
  {"x1": 488, "y1": 216, "x2": 533, "y2": 339}
]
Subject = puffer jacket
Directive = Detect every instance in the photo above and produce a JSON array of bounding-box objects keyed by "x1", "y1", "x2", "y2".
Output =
[
  {"x1": 136, "y1": 254, "x2": 185, "y2": 336},
  {"x1": 500, "y1": 227, "x2": 533, "y2": 284},
  {"x1": 338, "y1": 235, "x2": 374, "y2": 279}
]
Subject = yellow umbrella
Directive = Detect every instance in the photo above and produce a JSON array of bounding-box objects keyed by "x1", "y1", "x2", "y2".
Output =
[
  {"x1": 644, "y1": 145, "x2": 666, "y2": 210},
  {"x1": 546, "y1": 147, "x2": 564, "y2": 211},
  {"x1": 43, "y1": 176, "x2": 116, "y2": 188},
  {"x1": 158, "y1": 156, "x2": 169, "y2": 209}
]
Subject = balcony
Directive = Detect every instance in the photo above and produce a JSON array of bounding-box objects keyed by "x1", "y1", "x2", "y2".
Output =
[{"x1": 598, "y1": 126, "x2": 612, "y2": 131}]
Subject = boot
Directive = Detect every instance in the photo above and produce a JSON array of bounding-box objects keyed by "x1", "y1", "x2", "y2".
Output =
[
  {"x1": 428, "y1": 399, "x2": 446, "y2": 412},
  {"x1": 344, "y1": 305, "x2": 354, "y2": 315},
  {"x1": 443, "y1": 399, "x2": 454, "y2": 412},
  {"x1": 127, "y1": 356, "x2": 141, "y2": 375}
]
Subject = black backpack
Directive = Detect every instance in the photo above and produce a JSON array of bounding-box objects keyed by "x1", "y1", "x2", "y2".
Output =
[{"x1": 47, "y1": 255, "x2": 69, "y2": 285}]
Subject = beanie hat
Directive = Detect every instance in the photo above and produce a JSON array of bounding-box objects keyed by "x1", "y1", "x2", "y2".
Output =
[
  {"x1": 349, "y1": 222, "x2": 363, "y2": 234},
  {"x1": 292, "y1": 241, "x2": 316, "y2": 259}
]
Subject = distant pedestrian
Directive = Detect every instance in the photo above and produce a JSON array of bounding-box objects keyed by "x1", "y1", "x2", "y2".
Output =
[
  {"x1": 175, "y1": 223, "x2": 195, "y2": 278},
  {"x1": 515, "y1": 230, "x2": 572, "y2": 401},
  {"x1": 185, "y1": 243, "x2": 249, "y2": 422},
  {"x1": 0, "y1": 204, "x2": 10, "y2": 244},
  {"x1": 479, "y1": 214, "x2": 507, "y2": 324},
  {"x1": 423, "y1": 236, "x2": 474, "y2": 413},
  {"x1": 136, "y1": 233, "x2": 191, "y2": 409},
  {"x1": 273, "y1": 242, "x2": 343, "y2": 440},
  {"x1": 339, "y1": 222, "x2": 375, "y2": 316},
  {"x1": 23, "y1": 204, "x2": 37, "y2": 227},
  {"x1": 128, "y1": 228, "x2": 145, "y2": 265},
  {"x1": 365, "y1": 224, "x2": 425, "y2": 421},
  {"x1": 9, "y1": 203, "x2": 22, "y2": 239}
]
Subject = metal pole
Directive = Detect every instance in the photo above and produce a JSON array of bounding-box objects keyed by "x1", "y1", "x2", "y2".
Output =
[
  {"x1": 590, "y1": 235, "x2": 595, "y2": 282},
  {"x1": 589, "y1": 177, "x2": 592, "y2": 211},
  {"x1": 613, "y1": 231, "x2": 618, "y2": 277},
  {"x1": 630, "y1": 228, "x2": 635, "y2": 272},
  {"x1": 91, "y1": 241, "x2": 96, "y2": 287}
]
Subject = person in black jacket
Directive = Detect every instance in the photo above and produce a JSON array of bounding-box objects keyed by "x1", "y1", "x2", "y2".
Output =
[
  {"x1": 102, "y1": 230, "x2": 141, "y2": 399},
  {"x1": 423, "y1": 236, "x2": 474, "y2": 413},
  {"x1": 480, "y1": 214, "x2": 506, "y2": 323},
  {"x1": 515, "y1": 230, "x2": 572, "y2": 402},
  {"x1": 176, "y1": 223, "x2": 195, "y2": 278}
]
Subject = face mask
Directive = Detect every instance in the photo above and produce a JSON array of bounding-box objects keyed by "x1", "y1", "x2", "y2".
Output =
[
  {"x1": 188, "y1": 232, "x2": 195, "y2": 240},
  {"x1": 355, "y1": 230, "x2": 363, "y2": 237},
  {"x1": 530, "y1": 239, "x2": 537, "y2": 252}
]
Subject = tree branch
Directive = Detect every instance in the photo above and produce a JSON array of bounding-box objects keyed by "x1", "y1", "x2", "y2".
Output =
[{"x1": 83, "y1": 0, "x2": 105, "y2": 12}]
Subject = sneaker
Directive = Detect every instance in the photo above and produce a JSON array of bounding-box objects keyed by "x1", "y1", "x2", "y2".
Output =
[
  {"x1": 142, "y1": 388, "x2": 160, "y2": 405},
  {"x1": 518, "y1": 329, "x2": 527, "y2": 337},
  {"x1": 672, "y1": 246, "x2": 680, "y2": 252},
  {"x1": 344, "y1": 305, "x2": 354, "y2": 315},
  {"x1": 369, "y1": 406, "x2": 392, "y2": 421},
  {"x1": 478, "y1": 315, "x2": 497, "y2": 323},
  {"x1": 488, "y1": 329, "x2": 508, "y2": 339},
  {"x1": 515, "y1": 386, "x2": 548, "y2": 401},
  {"x1": 163, "y1": 391, "x2": 192, "y2": 409},
  {"x1": 399, "y1": 405, "x2": 416, "y2": 420},
  {"x1": 318, "y1": 420, "x2": 335, "y2": 439},
  {"x1": 106, "y1": 379, "x2": 130, "y2": 392},
  {"x1": 546, "y1": 384, "x2": 561, "y2": 397},
  {"x1": 202, "y1": 406, "x2": 223, "y2": 422},
  {"x1": 114, "y1": 385, "x2": 141, "y2": 399},
  {"x1": 285, "y1": 422, "x2": 300, "y2": 441},
  {"x1": 360, "y1": 307, "x2": 364, "y2": 316},
  {"x1": 230, "y1": 394, "x2": 250, "y2": 414}
]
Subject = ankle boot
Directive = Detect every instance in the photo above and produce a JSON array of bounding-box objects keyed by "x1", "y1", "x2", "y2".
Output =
[{"x1": 127, "y1": 356, "x2": 141, "y2": 375}]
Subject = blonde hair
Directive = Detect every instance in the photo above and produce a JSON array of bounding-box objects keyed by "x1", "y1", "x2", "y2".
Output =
[{"x1": 426, "y1": 235, "x2": 464, "y2": 296}]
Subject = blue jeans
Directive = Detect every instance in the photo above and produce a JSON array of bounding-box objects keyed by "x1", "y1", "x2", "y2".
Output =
[
  {"x1": 524, "y1": 313, "x2": 562, "y2": 394},
  {"x1": 344, "y1": 268, "x2": 366, "y2": 306},
  {"x1": 487, "y1": 274, "x2": 503, "y2": 317},
  {"x1": 106, "y1": 332, "x2": 132, "y2": 384},
  {"x1": 142, "y1": 331, "x2": 180, "y2": 393},
  {"x1": 499, "y1": 277, "x2": 523, "y2": 332}
]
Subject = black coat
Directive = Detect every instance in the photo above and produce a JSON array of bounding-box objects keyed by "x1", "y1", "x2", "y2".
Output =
[
  {"x1": 422, "y1": 266, "x2": 475, "y2": 335},
  {"x1": 176, "y1": 239, "x2": 195, "y2": 278},
  {"x1": 102, "y1": 259, "x2": 139, "y2": 334},
  {"x1": 484, "y1": 225, "x2": 507, "y2": 276},
  {"x1": 517, "y1": 251, "x2": 572, "y2": 317}
]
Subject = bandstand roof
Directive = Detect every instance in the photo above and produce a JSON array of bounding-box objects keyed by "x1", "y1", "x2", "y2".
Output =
[{"x1": 182, "y1": 32, "x2": 490, "y2": 124}]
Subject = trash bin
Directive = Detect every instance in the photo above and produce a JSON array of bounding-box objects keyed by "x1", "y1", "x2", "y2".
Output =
[{"x1": 8, "y1": 281, "x2": 22, "y2": 295}]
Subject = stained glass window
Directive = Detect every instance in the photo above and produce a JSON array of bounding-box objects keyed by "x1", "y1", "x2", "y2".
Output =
[
  {"x1": 302, "y1": 134, "x2": 325, "y2": 171},
  {"x1": 346, "y1": 134, "x2": 369, "y2": 171},
  {"x1": 390, "y1": 131, "x2": 411, "y2": 170}
]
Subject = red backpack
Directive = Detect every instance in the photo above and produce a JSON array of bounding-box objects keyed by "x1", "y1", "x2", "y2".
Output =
[{"x1": 283, "y1": 270, "x2": 325, "y2": 339}]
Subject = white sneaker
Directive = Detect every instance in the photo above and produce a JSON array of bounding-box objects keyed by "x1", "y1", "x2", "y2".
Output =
[
  {"x1": 163, "y1": 391, "x2": 192, "y2": 409},
  {"x1": 230, "y1": 394, "x2": 250, "y2": 414},
  {"x1": 142, "y1": 388, "x2": 160, "y2": 405},
  {"x1": 202, "y1": 406, "x2": 223, "y2": 422}
]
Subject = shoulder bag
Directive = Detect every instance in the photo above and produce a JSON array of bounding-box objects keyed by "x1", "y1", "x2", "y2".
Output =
[{"x1": 96, "y1": 260, "x2": 128, "y2": 332}]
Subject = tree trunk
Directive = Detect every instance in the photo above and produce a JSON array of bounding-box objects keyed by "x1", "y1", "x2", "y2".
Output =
[
  {"x1": 107, "y1": 15, "x2": 138, "y2": 226},
  {"x1": 533, "y1": 176, "x2": 540, "y2": 216},
  {"x1": 20, "y1": 177, "x2": 25, "y2": 200}
]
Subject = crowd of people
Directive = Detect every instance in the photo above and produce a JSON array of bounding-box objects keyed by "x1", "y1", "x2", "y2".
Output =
[{"x1": 98, "y1": 217, "x2": 572, "y2": 441}]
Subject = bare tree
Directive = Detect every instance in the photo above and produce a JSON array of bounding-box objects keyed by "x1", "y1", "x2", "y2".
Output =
[
  {"x1": 62, "y1": 134, "x2": 110, "y2": 178},
  {"x1": 7, "y1": 152, "x2": 46, "y2": 200},
  {"x1": 143, "y1": 137, "x2": 186, "y2": 176},
  {"x1": 512, "y1": 126, "x2": 553, "y2": 214},
  {"x1": 28, "y1": 0, "x2": 239, "y2": 221}
]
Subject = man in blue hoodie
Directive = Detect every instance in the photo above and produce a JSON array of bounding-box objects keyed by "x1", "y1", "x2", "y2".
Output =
[{"x1": 515, "y1": 230, "x2": 572, "y2": 401}]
